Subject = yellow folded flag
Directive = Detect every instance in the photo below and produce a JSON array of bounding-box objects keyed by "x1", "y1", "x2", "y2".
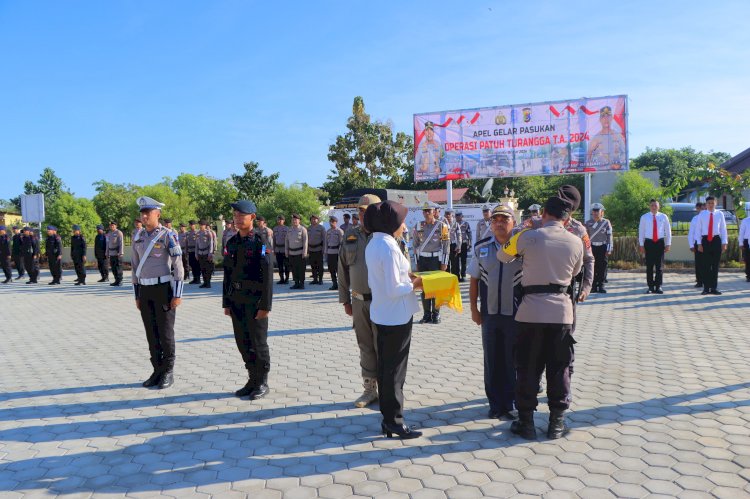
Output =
[{"x1": 415, "y1": 270, "x2": 463, "y2": 313}]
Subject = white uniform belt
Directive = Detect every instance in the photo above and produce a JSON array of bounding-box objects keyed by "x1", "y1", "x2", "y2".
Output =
[
  {"x1": 140, "y1": 275, "x2": 174, "y2": 286},
  {"x1": 591, "y1": 242, "x2": 607, "y2": 246},
  {"x1": 419, "y1": 251, "x2": 440, "y2": 258}
]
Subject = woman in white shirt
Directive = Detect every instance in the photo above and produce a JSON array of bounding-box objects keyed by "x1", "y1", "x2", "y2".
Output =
[{"x1": 364, "y1": 200, "x2": 424, "y2": 439}]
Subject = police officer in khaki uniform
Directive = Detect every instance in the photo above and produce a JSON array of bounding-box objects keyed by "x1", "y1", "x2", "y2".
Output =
[
  {"x1": 222, "y1": 221, "x2": 237, "y2": 255},
  {"x1": 412, "y1": 202, "x2": 450, "y2": 324},
  {"x1": 254, "y1": 216, "x2": 274, "y2": 253},
  {"x1": 186, "y1": 220, "x2": 201, "y2": 284},
  {"x1": 498, "y1": 194, "x2": 583, "y2": 440},
  {"x1": 132, "y1": 196, "x2": 184, "y2": 389},
  {"x1": 196, "y1": 220, "x2": 215, "y2": 288},
  {"x1": 585, "y1": 203, "x2": 613, "y2": 293},
  {"x1": 132, "y1": 219, "x2": 144, "y2": 243},
  {"x1": 445, "y1": 210, "x2": 462, "y2": 279},
  {"x1": 286, "y1": 214, "x2": 308, "y2": 289},
  {"x1": 223, "y1": 200, "x2": 273, "y2": 400},
  {"x1": 523, "y1": 204, "x2": 542, "y2": 228},
  {"x1": 307, "y1": 214, "x2": 326, "y2": 285},
  {"x1": 476, "y1": 205, "x2": 492, "y2": 241},
  {"x1": 273, "y1": 215, "x2": 290, "y2": 284},
  {"x1": 456, "y1": 212, "x2": 472, "y2": 282},
  {"x1": 106, "y1": 221, "x2": 125, "y2": 286},
  {"x1": 340, "y1": 213, "x2": 352, "y2": 233},
  {"x1": 338, "y1": 194, "x2": 381, "y2": 407},
  {"x1": 325, "y1": 216, "x2": 344, "y2": 290}
]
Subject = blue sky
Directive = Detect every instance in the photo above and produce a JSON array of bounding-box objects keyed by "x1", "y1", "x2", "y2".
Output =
[{"x1": 1, "y1": 1, "x2": 749, "y2": 200}]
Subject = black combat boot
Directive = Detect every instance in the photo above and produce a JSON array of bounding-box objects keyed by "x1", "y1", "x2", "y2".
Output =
[
  {"x1": 431, "y1": 311, "x2": 441, "y2": 324},
  {"x1": 142, "y1": 371, "x2": 161, "y2": 388},
  {"x1": 247, "y1": 372, "x2": 270, "y2": 400},
  {"x1": 235, "y1": 370, "x2": 256, "y2": 397},
  {"x1": 547, "y1": 409, "x2": 569, "y2": 439},
  {"x1": 158, "y1": 370, "x2": 174, "y2": 389},
  {"x1": 510, "y1": 410, "x2": 537, "y2": 440}
]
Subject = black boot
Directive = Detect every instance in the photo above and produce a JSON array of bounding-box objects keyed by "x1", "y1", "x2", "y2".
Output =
[
  {"x1": 547, "y1": 409, "x2": 569, "y2": 439},
  {"x1": 510, "y1": 410, "x2": 537, "y2": 440},
  {"x1": 235, "y1": 370, "x2": 256, "y2": 397},
  {"x1": 431, "y1": 311, "x2": 441, "y2": 324},
  {"x1": 158, "y1": 370, "x2": 174, "y2": 389},
  {"x1": 142, "y1": 371, "x2": 161, "y2": 388},
  {"x1": 3, "y1": 278, "x2": 11, "y2": 284},
  {"x1": 247, "y1": 372, "x2": 270, "y2": 400},
  {"x1": 381, "y1": 421, "x2": 422, "y2": 439}
]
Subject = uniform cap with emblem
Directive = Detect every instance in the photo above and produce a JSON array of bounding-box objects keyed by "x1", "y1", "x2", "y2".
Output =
[
  {"x1": 421, "y1": 201, "x2": 434, "y2": 211},
  {"x1": 199, "y1": 219, "x2": 208, "y2": 226},
  {"x1": 163, "y1": 218, "x2": 172, "y2": 224},
  {"x1": 23, "y1": 227, "x2": 31, "y2": 232},
  {"x1": 137, "y1": 196, "x2": 165, "y2": 212},
  {"x1": 96, "y1": 224, "x2": 104, "y2": 230},
  {"x1": 12, "y1": 225, "x2": 18, "y2": 230},
  {"x1": 230, "y1": 200, "x2": 257, "y2": 214},
  {"x1": 109, "y1": 221, "x2": 118, "y2": 226},
  {"x1": 445, "y1": 209, "x2": 454, "y2": 215},
  {"x1": 424, "y1": 121, "x2": 435, "y2": 130},
  {"x1": 292, "y1": 213, "x2": 301, "y2": 220},
  {"x1": 256, "y1": 215, "x2": 266, "y2": 222},
  {"x1": 528, "y1": 204, "x2": 541, "y2": 212},
  {"x1": 276, "y1": 214, "x2": 285, "y2": 220},
  {"x1": 491, "y1": 205, "x2": 515, "y2": 219},
  {"x1": 72, "y1": 225, "x2": 81, "y2": 231},
  {"x1": 557, "y1": 185, "x2": 581, "y2": 212},
  {"x1": 0, "y1": 225, "x2": 5, "y2": 231},
  {"x1": 310, "y1": 214, "x2": 319, "y2": 220},
  {"x1": 482, "y1": 204, "x2": 491, "y2": 212},
  {"x1": 456, "y1": 212, "x2": 463, "y2": 217},
  {"x1": 591, "y1": 203, "x2": 605, "y2": 211},
  {"x1": 47, "y1": 225, "x2": 57, "y2": 231},
  {"x1": 329, "y1": 215, "x2": 338, "y2": 222},
  {"x1": 179, "y1": 223, "x2": 186, "y2": 227},
  {"x1": 357, "y1": 194, "x2": 382, "y2": 208},
  {"x1": 352, "y1": 213, "x2": 360, "y2": 220}
]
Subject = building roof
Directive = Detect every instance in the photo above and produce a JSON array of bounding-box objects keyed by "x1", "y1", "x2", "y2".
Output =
[
  {"x1": 425, "y1": 188, "x2": 469, "y2": 203},
  {"x1": 721, "y1": 146, "x2": 750, "y2": 174}
]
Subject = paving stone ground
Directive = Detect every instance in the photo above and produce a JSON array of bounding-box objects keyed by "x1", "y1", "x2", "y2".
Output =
[{"x1": 1, "y1": 269, "x2": 749, "y2": 498}]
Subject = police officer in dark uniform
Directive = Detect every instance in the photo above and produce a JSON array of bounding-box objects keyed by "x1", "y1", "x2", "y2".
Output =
[
  {"x1": 11, "y1": 226, "x2": 25, "y2": 280},
  {"x1": 94, "y1": 224, "x2": 109, "y2": 282},
  {"x1": 224, "y1": 200, "x2": 273, "y2": 400},
  {"x1": 71, "y1": 225, "x2": 87, "y2": 285},
  {"x1": 0, "y1": 226, "x2": 12, "y2": 283},
  {"x1": 45, "y1": 225, "x2": 63, "y2": 285},
  {"x1": 22, "y1": 227, "x2": 40, "y2": 284}
]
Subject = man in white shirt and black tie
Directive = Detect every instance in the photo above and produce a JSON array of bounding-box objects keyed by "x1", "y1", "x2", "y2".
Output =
[
  {"x1": 638, "y1": 199, "x2": 671, "y2": 294},
  {"x1": 696, "y1": 196, "x2": 728, "y2": 295},
  {"x1": 688, "y1": 202, "x2": 705, "y2": 289}
]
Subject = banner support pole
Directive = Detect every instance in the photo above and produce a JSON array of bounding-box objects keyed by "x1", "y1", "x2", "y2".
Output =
[
  {"x1": 584, "y1": 173, "x2": 592, "y2": 222},
  {"x1": 446, "y1": 180, "x2": 453, "y2": 210}
]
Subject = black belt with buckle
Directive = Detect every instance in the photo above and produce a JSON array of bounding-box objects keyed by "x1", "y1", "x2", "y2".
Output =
[{"x1": 523, "y1": 284, "x2": 569, "y2": 294}]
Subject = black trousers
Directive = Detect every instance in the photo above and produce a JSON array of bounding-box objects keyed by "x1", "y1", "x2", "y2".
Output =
[
  {"x1": 109, "y1": 256, "x2": 123, "y2": 282},
  {"x1": 459, "y1": 242, "x2": 468, "y2": 278},
  {"x1": 644, "y1": 238, "x2": 665, "y2": 289},
  {"x1": 24, "y1": 255, "x2": 39, "y2": 281},
  {"x1": 49, "y1": 257, "x2": 62, "y2": 281},
  {"x1": 482, "y1": 314, "x2": 517, "y2": 414},
  {"x1": 700, "y1": 236, "x2": 722, "y2": 291},
  {"x1": 12, "y1": 255, "x2": 25, "y2": 278},
  {"x1": 73, "y1": 256, "x2": 86, "y2": 282},
  {"x1": 309, "y1": 250, "x2": 324, "y2": 282},
  {"x1": 515, "y1": 322, "x2": 575, "y2": 412},
  {"x1": 376, "y1": 319, "x2": 413, "y2": 425},
  {"x1": 417, "y1": 255, "x2": 441, "y2": 319},
  {"x1": 694, "y1": 244, "x2": 704, "y2": 286},
  {"x1": 327, "y1": 254, "x2": 339, "y2": 285},
  {"x1": 744, "y1": 241, "x2": 750, "y2": 279},
  {"x1": 229, "y1": 298, "x2": 270, "y2": 376},
  {"x1": 198, "y1": 255, "x2": 214, "y2": 284},
  {"x1": 181, "y1": 253, "x2": 190, "y2": 280},
  {"x1": 188, "y1": 252, "x2": 201, "y2": 282},
  {"x1": 448, "y1": 243, "x2": 460, "y2": 278},
  {"x1": 96, "y1": 256, "x2": 109, "y2": 279},
  {"x1": 289, "y1": 254, "x2": 305, "y2": 285},
  {"x1": 1, "y1": 256, "x2": 11, "y2": 280},
  {"x1": 591, "y1": 244, "x2": 608, "y2": 288},
  {"x1": 275, "y1": 252, "x2": 290, "y2": 282},
  {"x1": 139, "y1": 282, "x2": 176, "y2": 373}
]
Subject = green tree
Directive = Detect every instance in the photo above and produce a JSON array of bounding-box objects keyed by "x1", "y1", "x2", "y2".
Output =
[
  {"x1": 132, "y1": 183, "x2": 196, "y2": 227},
  {"x1": 44, "y1": 193, "x2": 101, "y2": 243},
  {"x1": 172, "y1": 173, "x2": 239, "y2": 221},
  {"x1": 92, "y1": 181, "x2": 138, "y2": 229},
  {"x1": 323, "y1": 97, "x2": 413, "y2": 202},
  {"x1": 602, "y1": 171, "x2": 670, "y2": 234},
  {"x1": 21, "y1": 167, "x2": 68, "y2": 207},
  {"x1": 631, "y1": 147, "x2": 731, "y2": 188},
  {"x1": 257, "y1": 183, "x2": 323, "y2": 225},
  {"x1": 664, "y1": 163, "x2": 750, "y2": 219},
  {"x1": 231, "y1": 162, "x2": 280, "y2": 203}
]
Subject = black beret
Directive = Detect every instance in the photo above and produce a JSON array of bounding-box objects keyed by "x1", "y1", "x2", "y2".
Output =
[{"x1": 557, "y1": 185, "x2": 581, "y2": 212}]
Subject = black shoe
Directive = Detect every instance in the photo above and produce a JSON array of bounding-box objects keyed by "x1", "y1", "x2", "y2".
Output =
[
  {"x1": 158, "y1": 371, "x2": 174, "y2": 389},
  {"x1": 110, "y1": 281, "x2": 119, "y2": 286},
  {"x1": 604, "y1": 278, "x2": 608, "y2": 283},
  {"x1": 299, "y1": 284, "x2": 305, "y2": 289},
  {"x1": 329, "y1": 285, "x2": 338, "y2": 290},
  {"x1": 487, "y1": 410, "x2": 500, "y2": 419},
  {"x1": 654, "y1": 287, "x2": 663, "y2": 294},
  {"x1": 26, "y1": 280, "x2": 35, "y2": 284},
  {"x1": 547, "y1": 410, "x2": 569, "y2": 439},
  {"x1": 235, "y1": 380, "x2": 257, "y2": 397},
  {"x1": 510, "y1": 411, "x2": 537, "y2": 440},
  {"x1": 247, "y1": 383, "x2": 270, "y2": 400},
  {"x1": 2, "y1": 278, "x2": 11, "y2": 284},
  {"x1": 80, "y1": 281, "x2": 86, "y2": 285},
  {"x1": 694, "y1": 282, "x2": 703, "y2": 288},
  {"x1": 74, "y1": 282, "x2": 81, "y2": 286},
  {"x1": 431, "y1": 314, "x2": 441, "y2": 324},
  {"x1": 189, "y1": 279, "x2": 201, "y2": 285},
  {"x1": 315, "y1": 281, "x2": 323, "y2": 285},
  {"x1": 710, "y1": 289, "x2": 722, "y2": 295},
  {"x1": 48, "y1": 281, "x2": 56, "y2": 285},
  {"x1": 98, "y1": 277, "x2": 107, "y2": 283},
  {"x1": 645, "y1": 288, "x2": 653, "y2": 294},
  {"x1": 599, "y1": 287, "x2": 607, "y2": 294},
  {"x1": 199, "y1": 283, "x2": 208, "y2": 288},
  {"x1": 277, "y1": 280, "x2": 285, "y2": 285},
  {"x1": 15, "y1": 275, "x2": 24, "y2": 280},
  {"x1": 142, "y1": 371, "x2": 161, "y2": 388},
  {"x1": 498, "y1": 411, "x2": 518, "y2": 421},
  {"x1": 701, "y1": 289, "x2": 710, "y2": 295},
  {"x1": 418, "y1": 317, "x2": 431, "y2": 324},
  {"x1": 290, "y1": 284, "x2": 300, "y2": 289},
  {"x1": 381, "y1": 421, "x2": 422, "y2": 439}
]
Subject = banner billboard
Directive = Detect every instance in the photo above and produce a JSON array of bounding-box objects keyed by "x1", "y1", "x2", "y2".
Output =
[{"x1": 414, "y1": 95, "x2": 628, "y2": 182}]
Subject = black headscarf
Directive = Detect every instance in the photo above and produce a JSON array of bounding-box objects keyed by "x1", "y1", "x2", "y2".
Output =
[{"x1": 364, "y1": 200, "x2": 408, "y2": 235}]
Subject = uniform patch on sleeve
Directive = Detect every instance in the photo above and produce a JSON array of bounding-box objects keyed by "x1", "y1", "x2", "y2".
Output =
[
  {"x1": 581, "y1": 233, "x2": 592, "y2": 250},
  {"x1": 479, "y1": 247, "x2": 489, "y2": 258}
]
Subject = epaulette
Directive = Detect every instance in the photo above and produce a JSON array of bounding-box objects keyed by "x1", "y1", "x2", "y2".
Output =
[
  {"x1": 346, "y1": 234, "x2": 357, "y2": 241},
  {"x1": 474, "y1": 236, "x2": 492, "y2": 249}
]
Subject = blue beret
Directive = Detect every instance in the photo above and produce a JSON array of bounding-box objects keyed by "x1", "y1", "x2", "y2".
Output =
[
  {"x1": 96, "y1": 224, "x2": 104, "y2": 230},
  {"x1": 12, "y1": 225, "x2": 18, "y2": 229},
  {"x1": 23, "y1": 227, "x2": 31, "y2": 232},
  {"x1": 230, "y1": 200, "x2": 257, "y2": 215},
  {"x1": 47, "y1": 225, "x2": 57, "y2": 231},
  {"x1": 72, "y1": 225, "x2": 81, "y2": 231},
  {"x1": 0, "y1": 225, "x2": 6, "y2": 231}
]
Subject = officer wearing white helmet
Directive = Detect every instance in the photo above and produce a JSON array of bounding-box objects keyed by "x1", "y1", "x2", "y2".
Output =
[
  {"x1": 523, "y1": 204, "x2": 542, "y2": 229},
  {"x1": 476, "y1": 205, "x2": 493, "y2": 241},
  {"x1": 585, "y1": 202, "x2": 613, "y2": 293}
]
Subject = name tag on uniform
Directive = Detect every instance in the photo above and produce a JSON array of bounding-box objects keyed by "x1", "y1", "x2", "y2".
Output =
[{"x1": 154, "y1": 243, "x2": 162, "y2": 249}]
